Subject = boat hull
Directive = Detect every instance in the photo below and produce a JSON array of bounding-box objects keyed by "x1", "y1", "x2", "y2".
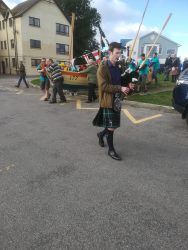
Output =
[{"x1": 62, "y1": 71, "x2": 88, "y2": 91}]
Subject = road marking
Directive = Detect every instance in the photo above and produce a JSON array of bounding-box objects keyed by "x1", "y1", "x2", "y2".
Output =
[
  {"x1": 76, "y1": 100, "x2": 162, "y2": 124},
  {"x1": 123, "y1": 109, "x2": 162, "y2": 124},
  {"x1": 0, "y1": 164, "x2": 15, "y2": 173},
  {"x1": 16, "y1": 90, "x2": 24, "y2": 95},
  {"x1": 76, "y1": 100, "x2": 98, "y2": 110}
]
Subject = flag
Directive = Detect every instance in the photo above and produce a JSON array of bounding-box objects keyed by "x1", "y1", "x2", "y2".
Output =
[
  {"x1": 83, "y1": 54, "x2": 89, "y2": 63},
  {"x1": 98, "y1": 25, "x2": 109, "y2": 46},
  {"x1": 92, "y1": 50, "x2": 100, "y2": 61}
]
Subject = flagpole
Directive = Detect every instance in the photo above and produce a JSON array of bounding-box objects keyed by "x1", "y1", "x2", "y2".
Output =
[
  {"x1": 128, "y1": 0, "x2": 150, "y2": 61},
  {"x1": 140, "y1": 13, "x2": 172, "y2": 68},
  {"x1": 69, "y1": 12, "x2": 75, "y2": 61}
]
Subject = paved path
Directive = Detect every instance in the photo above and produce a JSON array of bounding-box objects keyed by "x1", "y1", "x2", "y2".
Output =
[{"x1": 0, "y1": 78, "x2": 187, "y2": 250}]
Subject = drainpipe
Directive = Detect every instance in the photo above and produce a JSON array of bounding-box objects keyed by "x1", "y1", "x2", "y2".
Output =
[
  {"x1": 13, "y1": 17, "x2": 19, "y2": 74},
  {"x1": 5, "y1": 16, "x2": 11, "y2": 75}
]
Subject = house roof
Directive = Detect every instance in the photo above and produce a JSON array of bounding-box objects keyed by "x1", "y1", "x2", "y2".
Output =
[
  {"x1": 120, "y1": 39, "x2": 132, "y2": 47},
  {"x1": 11, "y1": 0, "x2": 70, "y2": 24},
  {"x1": 0, "y1": 0, "x2": 10, "y2": 18},
  {"x1": 140, "y1": 31, "x2": 181, "y2": 47}
]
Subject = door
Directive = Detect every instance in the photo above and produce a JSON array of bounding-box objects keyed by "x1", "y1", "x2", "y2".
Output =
[{"x1": 2, "y1": 61, "x2": 6, "y2": 74}]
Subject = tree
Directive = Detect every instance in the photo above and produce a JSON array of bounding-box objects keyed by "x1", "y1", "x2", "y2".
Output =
[{"x1": 58, "y1": 0, "x2": 101, "y2": 57}]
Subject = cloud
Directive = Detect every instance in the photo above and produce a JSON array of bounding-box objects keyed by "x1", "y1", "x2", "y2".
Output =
[
  {"x1": 91, "y1": 0, "x2": 160, "y2": 42},
  {"x1": 3, "y1": 0, "x2": 21, "y2": 9}
]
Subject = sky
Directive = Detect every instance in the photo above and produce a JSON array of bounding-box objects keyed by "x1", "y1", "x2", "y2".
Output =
[{"x1": 3, "y1": 0, "x2": 188, "y2": 60}]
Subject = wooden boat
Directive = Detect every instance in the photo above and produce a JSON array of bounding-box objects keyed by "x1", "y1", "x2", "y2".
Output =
[{"x1": 62, "y1": 71, "x2": 88, "y2": 91}]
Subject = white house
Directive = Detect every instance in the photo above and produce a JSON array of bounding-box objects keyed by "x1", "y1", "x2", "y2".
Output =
[{"x1": 122, "y1": 31, "x2": 181, "y2": 64}]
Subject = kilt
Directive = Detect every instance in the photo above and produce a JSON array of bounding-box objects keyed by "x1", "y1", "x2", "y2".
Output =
[{"x1": 93, "y1": 108, "x2": 120, "y2": 128}]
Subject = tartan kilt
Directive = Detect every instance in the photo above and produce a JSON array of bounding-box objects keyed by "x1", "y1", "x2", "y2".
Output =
[{"x1": 93, "y1": 108, "x2": 120, "y2": 128}]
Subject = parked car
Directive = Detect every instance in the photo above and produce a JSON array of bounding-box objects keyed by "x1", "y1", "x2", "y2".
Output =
[{"x1": 172, "y1": 68, "x2": 188, "y2": 125}]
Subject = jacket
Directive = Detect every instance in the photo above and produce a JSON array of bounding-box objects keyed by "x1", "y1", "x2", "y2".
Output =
[
  {"x1": 80, "y1": 64, "x2": 97, "y2": 84},
  {"x1": 97, "y1": 61, "x2": 121, "y2": 108}
]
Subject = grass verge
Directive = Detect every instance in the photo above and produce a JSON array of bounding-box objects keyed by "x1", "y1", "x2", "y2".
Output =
[{"x1": 128, "y1": 91, "x2": 173, "y2": 106}]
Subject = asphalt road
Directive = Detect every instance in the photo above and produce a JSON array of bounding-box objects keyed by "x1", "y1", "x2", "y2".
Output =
[{"x1": 0, "y1": 77, "x2": 188, "y2": 250}]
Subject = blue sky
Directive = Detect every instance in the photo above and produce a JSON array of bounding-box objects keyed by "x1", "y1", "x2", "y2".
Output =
[{"x1": 4, "y1": 0, "x2": 188, "y2": 60}]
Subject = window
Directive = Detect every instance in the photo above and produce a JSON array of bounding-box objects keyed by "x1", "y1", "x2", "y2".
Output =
[
  {"x1": 30, "y1": 39, "x2": 41, "y2": 49},
  {"x1": 2, "y1": 20, "x2": 5, "y2": 29},
  {"x1": 159, "y1": 46, "x2": 162, "y2": 55},
  {"x1": 31, "y1": 59, "x2": 41, "y2": 67},
  {"x1": 167, "y1": 49, "x2": 175, "y2": 55},
  {"x1": 12, "y1": 58, "x2": 16, "y2": 67},
  {"x1": 56, "y1": 43, "x2": 69, "y2": 55},
  {"x1": 56, "y1": 23, "x2": 69, "y2": 36},
  {"x1": 1, "y1": 41, "x2": 3, "y2": 49},
  {"x1": 10, "y1": 39, "x2": 14, "y2": 49},
  {"x1": 4, "y1": 41, "x2": 7, "y2": 49},
  {"x1": 9, "y1": 18, "x2": 13, "y2": 27},
  {"x1": 29, "y1": 17, "x2": 40, "y2": 27}
]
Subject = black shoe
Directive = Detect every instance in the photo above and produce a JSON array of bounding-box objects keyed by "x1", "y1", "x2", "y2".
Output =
[
  {"x1": 59, "y1": 100, "x2": 67, "y2": 103},
  {"x1": 108, "y1": 150, "x2": 122, "y2": 161},
  {"x1": 44, "y1": 98, "x2": 48, "y2": 101},
  {"x1": 97, "y1": 133, "x2": 105, "y2": 147},
  {"x1": 49, "y1": 100, "x2": 57, "y2": 104},
  {"x1": 85, "y1": 100, "x2": 92, "y2": 103},
  {"x1": 26, "y1": 85, "x2": 29, "y2": 88},
  {"x1": 15, "y1": 85, "x2": 19, "y2": 88}
]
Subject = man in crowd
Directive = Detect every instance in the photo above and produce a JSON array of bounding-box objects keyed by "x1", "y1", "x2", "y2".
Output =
[
  {"x1": 163, "y1": 55, "x2": 172, "y2": 81},
  {"x1": 15, "y1": 62, "x2": 29, "y2": 88},
  {"x1": 46, "y1": 58, "x2": 66, "y2": 104},
  {"x1": 182, "y1": 57, "x2": 188, "y2": 71},
  {"x1": 79, "y1": 59, "x2": 98, "y2": 103},
  {"x1": 138, "y1": 53, "x2": 149, "y2": 92},
  {"x1": 170, "y1": 54, "x2": 181, "y2": 82},
  {"x1": 151, "y1": 52, "x2": 160, "y2": 85},
  {"x1": 93, "y1": 42, "x2": 134, "y2": 161},
  {"x1": 37, "y1": 58, "x2": 50, "y2": 101}
]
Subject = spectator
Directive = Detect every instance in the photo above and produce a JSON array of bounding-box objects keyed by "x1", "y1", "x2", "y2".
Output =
[
  {"x1": 164, "y1": 55, "x2": 172, "y2": 81},
  {"x1": 151, "y1": 52, "x2": 160, "y2": 85},
  {"x1": 182, "y1": 57, "x2": 188, "y2": 71},
  {"x1": 15, "y1": 62, "x2": 29, "y2": 88},
  {"x1": 37, "y1": 58, "x2": 50, "y2": 101},
  {"x1": 138, "y1": 53, "x2": 149, "y2": 92},
  {"x1": 79, "y1": 59, "x2": 98, "y2": 103},
  {"x1": 170, "y1": 54, "x2": 180, "y2": 82}
]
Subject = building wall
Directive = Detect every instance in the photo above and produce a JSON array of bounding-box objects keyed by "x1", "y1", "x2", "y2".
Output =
[
  {"x1": 139, "y1": 33, "x2": 179, "y2": 64},
  {"x1": 19, "y1": 0, "x2": 72, "y2": 75},
  {"x1": 125, "y1": 32, "x2": 179, "y2": 64},
  {"x1": 0, "y1": 11, "x2": 16, "y2": 74},
  {"x1": 0, "y1": 0, "x2": 72, "y2": 75}
]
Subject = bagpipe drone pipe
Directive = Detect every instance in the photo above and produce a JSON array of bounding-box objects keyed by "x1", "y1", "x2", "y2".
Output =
[{"x1": 117, "y1": 59, "x2": 139, "y2": 96}]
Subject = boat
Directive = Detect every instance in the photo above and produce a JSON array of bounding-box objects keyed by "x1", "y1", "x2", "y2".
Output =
[{"x1": 62, "y1": 71, "x2": 88, "y2": 91}]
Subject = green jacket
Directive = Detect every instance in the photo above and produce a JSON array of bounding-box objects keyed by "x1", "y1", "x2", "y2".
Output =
[
  {"x1": 80, "y1": 64, "x2": 98, "y2": 84},
  {"x1": 97, "y1": 61, "x2": 121, "y2": 108}
]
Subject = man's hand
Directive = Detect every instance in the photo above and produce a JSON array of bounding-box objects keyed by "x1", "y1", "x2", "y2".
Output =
[
  {"x1": 128, "y1": 83, "x2": 135, "y2": 90},
  {"x1": 121, "y1": 86, "x2": 130, "y2": 95}
]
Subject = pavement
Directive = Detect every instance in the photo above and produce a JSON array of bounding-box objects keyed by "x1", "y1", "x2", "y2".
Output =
[{"x1": 0, "y1": 77, "x2": 188, "y2": 250}]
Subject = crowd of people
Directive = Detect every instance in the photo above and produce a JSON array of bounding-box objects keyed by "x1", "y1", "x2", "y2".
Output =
[{"x1": 14, "y1": 44, "x2": 188, "y2": 160}]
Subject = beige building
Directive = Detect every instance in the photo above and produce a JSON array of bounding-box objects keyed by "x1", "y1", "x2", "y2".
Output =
[{"x1": 0, "y1": 0, "x2": 73, "y2": 75}]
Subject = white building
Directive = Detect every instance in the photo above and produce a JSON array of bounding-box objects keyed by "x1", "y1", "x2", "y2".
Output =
[
  {"x1": 122, "y1": 31, "x2": 180, "y2": 64},
  {"x1": 0, "y1": 0, "x2": 73, "y2": 75}
]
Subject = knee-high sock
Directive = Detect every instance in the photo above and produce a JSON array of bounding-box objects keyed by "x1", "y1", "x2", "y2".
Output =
[
  {"x1": 100, "y1": 128, "x2": 108, "y2": 137},
  {"x1": 106, "y1": 130, "x2": 114, "y2": 151}
]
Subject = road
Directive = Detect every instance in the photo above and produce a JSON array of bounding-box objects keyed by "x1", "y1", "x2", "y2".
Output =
[{"x1": 0, "y1": 77, "x2": 187, "y2": 250}]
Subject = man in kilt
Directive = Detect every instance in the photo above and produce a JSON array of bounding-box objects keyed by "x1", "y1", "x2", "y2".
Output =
[{"x1": 93, "y1": 42, "x2": 134, "y2": 160}]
